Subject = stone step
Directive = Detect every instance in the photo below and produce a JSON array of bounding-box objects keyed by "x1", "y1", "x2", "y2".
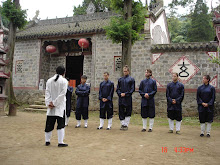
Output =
[
  {"x1": 29, "y1": 105, "x2": 48, "y2": 109},
  {"x1": 24, "y1": 108, "x2": 47, "y2": 112},
  {"x1": 38, "y1": 98, "x2": 45, "y2": 102},
  {"x1": 39, "y1": 95, "x2": 45, "y2": 99},
  {"x1": 34, "y1": 101, "x2": 45, "y2": 105}
]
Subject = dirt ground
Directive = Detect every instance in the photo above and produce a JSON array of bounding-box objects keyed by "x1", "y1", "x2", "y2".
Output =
[{"x1": 0, "y1": 111, "x2": 220, "y2": 165}]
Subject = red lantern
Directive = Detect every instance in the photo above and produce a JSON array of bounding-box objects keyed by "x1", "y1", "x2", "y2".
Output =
[
  {"x1": 78, "y1": 38, "x2": 89, "y2": 49},
  {"x1": 46, "y1": 45, "x2": 56, "y2": 53}
]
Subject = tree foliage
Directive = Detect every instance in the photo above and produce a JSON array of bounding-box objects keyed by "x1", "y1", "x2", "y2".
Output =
[
  {"x1": 167, "y1": 15, "x2": 191, "y2": 43},
  {"x1": 104, "y1": 0, "x2": 147, "y2": 44},
  {"x1": 73, "y1": 0, "x2": 111, "y2": 15},
  {"x1": 168, "y1": 0, "x2": 194, "y2": 8},
  {"x1": 211, "y1": 47, "x2": 220, "y2": 65},
  {"x1": 187, "y1": 0, "x2": 215, "y2": 42},
  {"x1": 0, "y1": 0, "x2": 27, "y2": 29}
]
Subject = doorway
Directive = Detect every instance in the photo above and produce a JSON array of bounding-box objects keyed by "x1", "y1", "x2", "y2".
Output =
[{"x1": 65, "y1": 56, "x2": 84, "y2": 87}]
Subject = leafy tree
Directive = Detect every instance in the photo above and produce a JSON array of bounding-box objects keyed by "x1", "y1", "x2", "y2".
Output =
[
  {"x1": 167, "y1": 14, "x2": 191, "y2": 43},
  {"x1": 1, "y1": 0, "x2": 27, "y2": 116},
  {"x1": 104, "y1": 0, "x2": 146, "y2": 75},
  {"x1": 73, "y1": 0, "x2": 111, "y2": 15},
  {"x1": 168, "y1": 0, "x2": 194, "y2": 8},
  {"x1": 187, "y1": 0, "x2": 215, "y2": 42}
]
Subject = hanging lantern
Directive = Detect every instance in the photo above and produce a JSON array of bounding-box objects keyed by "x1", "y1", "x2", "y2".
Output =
[
  {"x1": 78, "y1": 38, "x2": 89, "y2": 49},
  {"x1": 46, "y1": 45, "x2": 56, "y2": 53}
]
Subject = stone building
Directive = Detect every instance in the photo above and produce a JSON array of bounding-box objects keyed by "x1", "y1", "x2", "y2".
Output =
[{"x1": 13, "y1": 1, "x2": 219, "y2": 116}]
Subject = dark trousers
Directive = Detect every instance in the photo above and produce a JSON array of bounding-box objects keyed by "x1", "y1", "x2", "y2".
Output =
[
  {"x1": 45, "y1": 115, "x2": 65, "y2": 132},
  {"x1": 75, "y1": 107, "x2": 89, "y2": 120},
  {"x1": 167, "y1": 110, "x2": 182, "y2": 121},
  {"x1": 141, "y1": 106, "x2": 155, "y2": 118},
  {"x1": 199, "y1": 111, "x2": 213, "y2": 123},
  {"x1": 66, "y1": 109, "x2": 71, "y2": 117},
  {"x1": 119, "y1": 105, "x2": 132, "y2": 120},
  {"x1": 100, "y1": 106, "x2": 113, "y2": 119}
]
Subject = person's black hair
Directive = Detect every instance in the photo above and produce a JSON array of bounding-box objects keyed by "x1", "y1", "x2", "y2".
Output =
[
  {"x1": 81, "y1": 75, "x2": 87, "y2": 79},
  {"x1": 54, "y1": 66, "x2": 65, "y2": 82},
  {"x1": 204, "y1": 75, "x2": 211, "y2": 82}
]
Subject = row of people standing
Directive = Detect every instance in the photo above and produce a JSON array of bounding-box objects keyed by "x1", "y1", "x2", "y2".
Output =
[
  {"x1": 71, "y1": 65, "x2": 215, "y2": 136},
  {"x1": 44, "y1": 66, "x2": 215, "y2": 147}
]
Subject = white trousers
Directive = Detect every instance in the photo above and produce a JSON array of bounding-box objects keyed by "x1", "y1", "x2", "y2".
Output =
[
  {"x1": 107, "y1": 118, "x2": 112, "y2": 128},
  {"x1": 142, "y1": 118, "x2": 147, "y2": 129},
  {"x1": 65, "y1": 117, "x2": 70, "y2": 126},
  {"x1": 45, "y1": 131, "x2": 52, "y2": 142},
  {"x1": 77, "y1": 120, "x2": 81, "y2": 126},
  {"x1": 149, "y1": 118, "x2": 154, "y2": 130},
  {"x1": 125, "y1": 117, "x2": 131, "y2": 127},
  {"x1": 99, "y1": 118, "x2": 104, "y2": 127},
  {"x1": 57, "y1": 128, "x2": 65, "y2": 144}
]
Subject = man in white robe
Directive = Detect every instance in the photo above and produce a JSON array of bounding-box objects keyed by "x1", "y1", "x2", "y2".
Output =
[{"x1": 44, "y1": 66, "x2": 68, "y2": 147}]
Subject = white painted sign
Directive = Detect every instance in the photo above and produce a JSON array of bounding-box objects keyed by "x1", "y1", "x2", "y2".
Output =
[
  {"x1": 152, "y1": 53, "x2": 162, "y2": 64},
  {"x1": 169, "y1": 56, "x2": 200, "y2": 84},
  {"x1": 210, "y1": 75, "x2": 218, "y2": 88},
  {"x1": 151, "y1": 76, "x2": 163, "y2": 87},
  {"x1": 207, "y1": 52, "x2": 217, "y2": 59}
]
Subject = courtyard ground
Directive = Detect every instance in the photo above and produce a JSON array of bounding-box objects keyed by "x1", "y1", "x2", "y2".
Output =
[{"x1": 0, "y1": 109, "x2": 220, "y2": 165}]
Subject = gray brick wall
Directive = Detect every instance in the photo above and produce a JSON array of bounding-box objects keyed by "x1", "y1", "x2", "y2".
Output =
[
  {"x1": 13, "y1": 35, "x2": 220, "y2": 116},
  {"x1": 13, "y1": 40, "x2": 41, "y2": 87}
]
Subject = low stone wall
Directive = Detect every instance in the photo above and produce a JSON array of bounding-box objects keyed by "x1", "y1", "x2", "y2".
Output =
[
  {"x1": 89, "y1": 90, "x2": 220, "y2": 117},
  {"x1": 14, "y1": 89, "x2": 220, "y2": 117},
  {"x1": 14, "y1": 89, "x2": 44, "y2": 104}
]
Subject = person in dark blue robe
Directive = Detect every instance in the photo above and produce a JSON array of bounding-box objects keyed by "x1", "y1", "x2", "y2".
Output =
[
  {"x1": 116, "y1": 65, "x2": 135, "y2": 130},
  {"x1": 97, "y1": 72, "x2": 114, "y2": 130},
  {"x1": 65, "y1": 78, "x2": 73, "y2": 126},
  {"x1": 197, "y1": 75, "x2": 215, "y2": 137},
  {"x1": 166, "y1": 73, "x2": 184, "y2": 134},
  {"x1": 139, "y1": 69, "x2": 157, "y2": 132},
  {"x1": 75, "y1": 75, "x2": 90, "y2": 128}
]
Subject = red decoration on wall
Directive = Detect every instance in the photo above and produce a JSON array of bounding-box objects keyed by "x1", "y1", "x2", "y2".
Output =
[
  {"x1": 78, "y1": 38, "x2": 89, "y2": 49},
  {"x1": 46, "y1": 45, "x2": 56, "y2": 53}
]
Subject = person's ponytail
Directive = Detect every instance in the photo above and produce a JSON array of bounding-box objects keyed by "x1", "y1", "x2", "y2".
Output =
[{"x1": 54, "y1": 74, "x2": 59, "y2": 82}]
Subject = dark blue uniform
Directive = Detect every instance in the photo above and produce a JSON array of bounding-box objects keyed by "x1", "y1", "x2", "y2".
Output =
[
  {"x1": 197, "y1": 84, "x2": 215, "y2": 123},
  {"x1": 75, "y1": 83, "x2": 90, "y2": 120},
  {"x1": 116, "y1": 75, "x2": 135, "y2": 120},
  {"x1": 166, "y1": 81, "x2": 184, "y2": 121},
  {"x1": 99, "y1": 80, "x2": 114, "y2": 119},
  {"x1": 139, "y1": 78, "x2": 157, "y2": 118},
  {"x1": 66, "y1": 86, "x2": 73, "y2": 117}
]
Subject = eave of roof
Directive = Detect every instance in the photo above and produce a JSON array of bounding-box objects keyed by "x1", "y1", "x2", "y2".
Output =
[
  {"x1": 151, "y1": 42, "x2": 218, "y2": 52},
  {"x1": 16, "y1": 12, "x2": 118, "y2": 40}
]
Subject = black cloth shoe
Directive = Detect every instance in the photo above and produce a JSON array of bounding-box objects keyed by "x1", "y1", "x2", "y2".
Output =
[
  {"x1": 58, "y1": 143, "x2": 68, "y2": 147},
  {"x1": 106, "y1": 127, "x2": 111, "y2": 130},
  {"x1": 168, "y1": 130, "x2": 173, "y2": 133},
  {"x1": 45, "y1": 142, "x2": 50, "y2": 146},
  {"x1": 148, "y1": 129, "x2": 152, "y2": 132},
  {"x1": 207, "y1": 134, "x2": 211, "y2": 138},
  {"x1": 97, "y1": 127, "x2": 103, "y2": 130},
  {"x1": 120, "y1": 125, "x2": 125, "y2": 130},
  {"x1": 141, "y1": 129, "x2": 146, "y2": 132},
  {"x1": 200, "y1": 134, "x2": 204, "y2": 137},
  {"x1": 123, "y1": 126, "x2": 128, "y2": 131},
  {"x1": 75, "y1": 125, "x2": 81, "y2": 128},
  {"x1": 176, "y1": 131, "x2": 181, "y2": 135}
]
